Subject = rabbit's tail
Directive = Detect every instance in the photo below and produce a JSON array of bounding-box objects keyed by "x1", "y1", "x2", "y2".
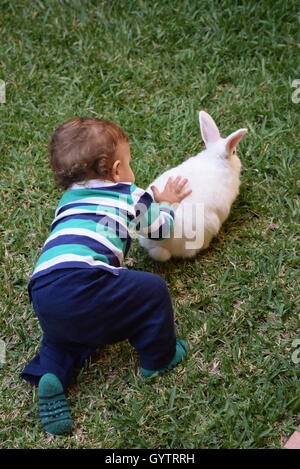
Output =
[{"x1": 149, "y1": 246, "x2": 171, "y2": 262}]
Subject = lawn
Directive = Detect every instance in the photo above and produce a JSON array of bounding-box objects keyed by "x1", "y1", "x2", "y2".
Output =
[{"x1": 0, "y1": 0, "x2": 299, "y2": 449}]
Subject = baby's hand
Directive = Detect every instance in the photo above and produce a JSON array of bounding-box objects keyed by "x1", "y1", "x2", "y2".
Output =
[{"x1": 151, "y1": 176, "x2": 192, "y2": 205}]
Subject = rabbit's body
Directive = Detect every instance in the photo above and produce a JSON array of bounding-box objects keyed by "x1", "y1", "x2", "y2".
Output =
[{"x1": 139, "y1": 111, "x2": 247, "y2": 262}]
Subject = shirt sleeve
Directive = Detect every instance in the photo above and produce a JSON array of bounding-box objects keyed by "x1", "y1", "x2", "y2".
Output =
[{"x1": 130, "y1": 185, "x2": 175, "y2": 240}]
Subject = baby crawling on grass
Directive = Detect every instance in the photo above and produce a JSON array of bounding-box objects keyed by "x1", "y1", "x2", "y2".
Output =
[{"x1": 21, "y1": 117, "x2": 192, "y2": 435}]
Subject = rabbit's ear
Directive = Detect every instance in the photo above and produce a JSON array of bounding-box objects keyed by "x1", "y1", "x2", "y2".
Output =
[
  {"x1": 199, "y1": 111, "x2": 220, "y2": 146},
  {"x1": 225, "y1": 129, "x2": 248, "y2": 154}
]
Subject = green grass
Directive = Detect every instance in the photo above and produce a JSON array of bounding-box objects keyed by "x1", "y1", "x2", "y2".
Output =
[{"x1": 0, "y1": 0, "x2": 299, "y2": 449}]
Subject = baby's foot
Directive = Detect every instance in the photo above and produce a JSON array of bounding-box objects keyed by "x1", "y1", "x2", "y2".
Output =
[
  {"x1": 38, "y1": 373, "x2": 72, "y2": 435},
  {"x1": 141, "y1": 339, "x2": 189, "y2": 377}
]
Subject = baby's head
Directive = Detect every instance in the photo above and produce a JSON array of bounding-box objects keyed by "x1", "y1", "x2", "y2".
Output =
[{"x1": 49, "y1": 117, "x2": 135, "y2": 189}]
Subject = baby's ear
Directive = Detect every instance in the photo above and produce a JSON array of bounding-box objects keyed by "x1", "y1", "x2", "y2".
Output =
[
  {"x1": 225, "y1": 129, "x2": 248, "y2": 154},
  {"x1": 199, "y1": 111, "x2": 220, "y2": 146},
  {"x1": 111, "y1": 159, "x2": 121, "y2": 182}
]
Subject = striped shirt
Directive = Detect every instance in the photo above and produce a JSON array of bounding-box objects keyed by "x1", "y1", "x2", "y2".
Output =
[{"x1": 30, "y1": 179, "x2": 175, "y2": 284}]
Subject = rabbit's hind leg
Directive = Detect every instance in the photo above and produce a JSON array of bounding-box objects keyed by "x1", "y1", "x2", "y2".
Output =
[{"x1": 182, "y1": 248, "x2": 198, "y2": 259}]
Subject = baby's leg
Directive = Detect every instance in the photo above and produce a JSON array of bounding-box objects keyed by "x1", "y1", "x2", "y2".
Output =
[
  {"x1": 127, "y1": 271, "x2": 177, "y2": 370},
  {"x1": 114, "y1": 269, "x2": 188, "y2": 374},
  {"x1": 140, "y1": 339, "x2": 189, "y2": 377},
  {"x1": 21, "y1": 335, "x2": 94, "y2": 435},
  {"x1": 21, "y1": 334, "x2": 94, "y2": 389}
]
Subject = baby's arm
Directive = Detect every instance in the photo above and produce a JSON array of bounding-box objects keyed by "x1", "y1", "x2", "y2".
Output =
[{"x1": 131, "y1": 177, "x2": 192, "y2": 240}]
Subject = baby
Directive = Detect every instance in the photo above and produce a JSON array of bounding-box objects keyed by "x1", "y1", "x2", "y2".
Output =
[{"x1": 21, "y1": 117, "x2": 192, "y2": 435}]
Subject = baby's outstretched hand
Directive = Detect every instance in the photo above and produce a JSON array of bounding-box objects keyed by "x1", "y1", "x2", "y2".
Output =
[{"x1": 151, "y1": 176, "x2": 192, "y2": 205}]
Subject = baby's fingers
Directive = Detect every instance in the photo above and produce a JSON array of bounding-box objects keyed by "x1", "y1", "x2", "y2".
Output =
[
  {"x1": 151, "y1": 185, "x2": 160, "y2": 199},
  {"x1": 177, "y1": 188, "x2": 192, "y2": 201},
  {"x1": 173, "y1": 176, "x2": 182, "y2": 185},
  {"x1": 175, "y1": 177, "x2": 189, "y2": 191}
]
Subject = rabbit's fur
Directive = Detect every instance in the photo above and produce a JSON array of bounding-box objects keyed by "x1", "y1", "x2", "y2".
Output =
[{"x1": 139, "y1": 111, "x2": 247, "y2": 261}]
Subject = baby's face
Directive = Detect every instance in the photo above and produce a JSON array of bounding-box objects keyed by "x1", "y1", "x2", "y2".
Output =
[{"x1": 111, "y1": 140, "x2": 135, "y2": 184}]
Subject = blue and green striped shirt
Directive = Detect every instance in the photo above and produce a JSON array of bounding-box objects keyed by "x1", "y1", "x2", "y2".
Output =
[{"x1": 30, "y1": 180, "x2": 175, "y2": 283}]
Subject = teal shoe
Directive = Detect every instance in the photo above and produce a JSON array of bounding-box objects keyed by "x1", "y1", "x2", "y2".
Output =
[
  {"x1": 141, "y1": 339, "x2": 189, "y2": 377},
  {"x1": 38, "y1": 373, "x2": 73, "y2": 435}
]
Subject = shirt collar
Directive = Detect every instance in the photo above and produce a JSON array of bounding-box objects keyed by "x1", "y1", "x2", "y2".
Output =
[{"x1": 69, "y1": 179, "x2": 132, "y2": 190}]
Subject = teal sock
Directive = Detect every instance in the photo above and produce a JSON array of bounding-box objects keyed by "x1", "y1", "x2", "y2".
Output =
[
  {"x1": 38, "y1": 373, "x2": 73, "y2": 435},
  {"x1": 141, "y1": 338, "x2": 189, "y2": 377}
]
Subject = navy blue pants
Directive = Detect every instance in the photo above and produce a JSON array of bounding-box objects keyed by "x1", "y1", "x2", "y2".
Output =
[{"x1": 21, "y1": 268, "x2": 176, "y2": 389}]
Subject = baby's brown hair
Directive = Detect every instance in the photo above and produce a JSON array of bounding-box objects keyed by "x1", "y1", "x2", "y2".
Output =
[{"x1": 49, "y1": 117, "x2": 129, "y2": 189}]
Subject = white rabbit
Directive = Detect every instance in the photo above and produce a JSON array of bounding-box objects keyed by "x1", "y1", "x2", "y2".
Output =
[{"x1": 138, "y1": 111, "x2": 247, "y2": 261}]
